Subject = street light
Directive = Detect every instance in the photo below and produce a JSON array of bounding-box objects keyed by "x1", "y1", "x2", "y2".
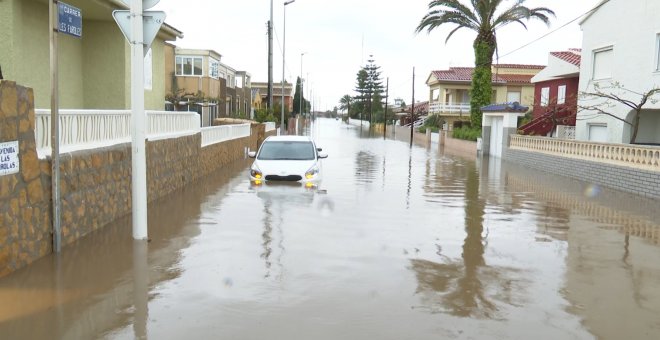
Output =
[
  {"x1": 281, "y1": 0, "x2": 295, "y2": 135},
  {"x1": 300, "y1": 52, "x2": 306, "y2": 117}
]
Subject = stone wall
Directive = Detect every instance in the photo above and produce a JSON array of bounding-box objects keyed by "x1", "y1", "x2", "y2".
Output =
[
  {"x1": 440, "y1": 131, "x2": 478, "y2": 158},
  {"x1": 0, "y1": 81, "x2": 275, "y2": 277},
  {"x1": 0, "y1": 81, "x2": 52, "y2": 276},
  {"x1": 505, "y1": 148, "x2": 660, "y2": 200}
]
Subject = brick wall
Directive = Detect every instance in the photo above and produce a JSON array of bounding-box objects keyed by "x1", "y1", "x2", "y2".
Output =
[
  {"x1": 505, "y1": 148, "x2": 660, "y2": 200},
  {"x1": 0, "y1": 81, "x2": 52, "y2": 276}
]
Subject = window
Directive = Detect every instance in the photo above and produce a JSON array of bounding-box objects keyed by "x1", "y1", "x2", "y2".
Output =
[
  {"x1": 209, "y1": 59, "x2": 220, "y2": 79},
  {"x1": 175, "y1": 56, "x2": 203, "y2": 76},
  {"x1": 557, "y1": 85, "x2": 566, "y2": 105},
  {"x1": 592, "y1": 47, "x2": 613, "y2": 80},
  {"x1": 507, "y1": 87, "x2": 521, "y2": 103},
  {"x1": 540, "y1": 87, "x2": 550, "y2": 106}
]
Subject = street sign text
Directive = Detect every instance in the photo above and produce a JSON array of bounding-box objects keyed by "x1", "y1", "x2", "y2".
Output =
[{"x1": 58, "y1": 2, "x2": 82, "y2": 38}]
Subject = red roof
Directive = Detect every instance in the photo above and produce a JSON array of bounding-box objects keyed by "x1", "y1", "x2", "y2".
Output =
[
  {"x1": 550, "y1": 50, "x2": 581, "y2": 67},
  {"x1": 431, "y1": 67, "x2": 535, "y2": 84},
  {"x1": 494, "y1": 64, "x2": 545, "y2": 70}
]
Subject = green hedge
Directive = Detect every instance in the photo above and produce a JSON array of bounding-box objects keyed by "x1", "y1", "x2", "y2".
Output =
[{"x1": 452, "y1": 126, "x2": 481, "y2": 141}]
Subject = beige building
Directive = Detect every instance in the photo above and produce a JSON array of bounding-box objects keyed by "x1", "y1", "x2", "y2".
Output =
[
  {"x1": 251, "y1": 82, "x2": 294, "y2": 113},
  {"x1": 425, "y1": 64, "x2": 543, "y2": 126},
  {"x1": 0, "y1": 0, "x2": 182, "y2": 110}
]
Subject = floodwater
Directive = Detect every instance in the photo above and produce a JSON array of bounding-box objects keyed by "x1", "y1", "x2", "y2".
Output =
[{"x1": 1, "y1": 118, "x2": 660, "y2": 339}]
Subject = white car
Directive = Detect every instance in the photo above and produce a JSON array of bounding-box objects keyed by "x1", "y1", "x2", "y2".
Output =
[{"x1": 248, "y1": 136, "x2": 328, "y2": 184}]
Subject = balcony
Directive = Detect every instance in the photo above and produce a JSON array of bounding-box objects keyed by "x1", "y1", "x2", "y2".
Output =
[{"x1": 429, "y1": 102, "x2": 471, "y2": 116}]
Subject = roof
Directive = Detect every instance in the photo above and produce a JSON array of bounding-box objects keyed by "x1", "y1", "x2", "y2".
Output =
[
  {"x1": 550, "y1": 50, "x2": 581, "y2": 66},
  {"x1": 430, "y1": 67, "x2": 536, "y2": 84},
  {"x1": 494, "y1": 64, "x2": 545, "y2": 70},
  {"x1": 481, "y1": 102, "x2": 529, "y2": 112}
]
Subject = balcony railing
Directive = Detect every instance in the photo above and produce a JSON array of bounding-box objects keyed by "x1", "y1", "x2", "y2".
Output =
[
  {"x1": 201, "y1": 123, "x2": 251, "y2": 147},
  {"x1": 35, "y1": 109, "x2": 200, "y2": 156},
  {"x1": 510, "y1": 135, "x2": 660, "y2": 171},
  {"x1": 429, "y1": 102, "x2": 471, "y2": 115}
]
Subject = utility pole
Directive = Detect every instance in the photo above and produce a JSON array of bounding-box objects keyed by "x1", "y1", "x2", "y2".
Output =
[
  {"x1": 268, "y1": 0, "x2": 274, "y2": 112},
  {"x1": 281, "y1": 0, "x2": 296, "y2": 135},
  {"x1": 384, "y1": 77, "x2": 389, "y2": 140},
  {"x1": 410, "y1": 67, "x2": 415, "y2": 147}
]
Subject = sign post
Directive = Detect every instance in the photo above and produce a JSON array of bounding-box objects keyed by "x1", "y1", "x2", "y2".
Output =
[
  {"x1": 50, "y1": 1, "x2": 82, "y2": 252},
  {"x1": 113, "y1": 0, "x2": 164, "y2": 240}
]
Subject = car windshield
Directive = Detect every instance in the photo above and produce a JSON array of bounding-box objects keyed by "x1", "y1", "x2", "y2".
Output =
[{"x1": 257, "y1": 141, "x2": 316, "y2": 160}]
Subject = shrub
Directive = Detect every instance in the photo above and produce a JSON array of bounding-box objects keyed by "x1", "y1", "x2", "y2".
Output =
[
  {"x1": 452, "y1": 126, "x2": 482, "y2": 141},
  {"x1": 255, "y1": 108, "x2": 279, "y2": 123}
]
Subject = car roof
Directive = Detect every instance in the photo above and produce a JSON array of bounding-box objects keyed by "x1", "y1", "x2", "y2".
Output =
[{"x1": 264, "y1": 135, "x2": 313, "y2": 142}]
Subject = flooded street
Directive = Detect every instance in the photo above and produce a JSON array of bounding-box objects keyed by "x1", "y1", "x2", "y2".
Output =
[{"x1": 2, "y1": 118, "x2": 660, "y2": 339}]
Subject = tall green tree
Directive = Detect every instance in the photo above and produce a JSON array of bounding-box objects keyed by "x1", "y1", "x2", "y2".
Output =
[
  {"x1": 416, "y1": 0, "x2": 554, "y2": 127},
  {"x1": 292, "y1": 76, "x2": 310, "y2": 115},
  {"x1": 354, "y1": 69, "x2": 369, "y2": 119},
  {"x1": 365, "y1": 57, "x2": 385, "y2": 122}
]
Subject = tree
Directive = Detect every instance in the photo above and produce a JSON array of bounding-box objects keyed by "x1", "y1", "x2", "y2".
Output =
[
  {"x1": 292, "y1": 76, "x2": 310, "y2": 115},
  {"x1": 353, "y1": 57, "x2": 385, "y2": 121},
  {"x1": 339, "y1": 94, "x2": 353, "y2": 116},
  {"x1": 416, "y1": 0, "x2": 554, "y2": 128},
  {"x1": 579, "y1": 82, "x2": 660, "y2": 144},
  {"x1": 353, "y1": 69, "x2": 369, "y2": 120}
]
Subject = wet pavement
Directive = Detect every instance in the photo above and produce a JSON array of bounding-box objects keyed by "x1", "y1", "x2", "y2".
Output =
[{"x1": 1, "y1": 118, "x2": 660, "y2": 339}]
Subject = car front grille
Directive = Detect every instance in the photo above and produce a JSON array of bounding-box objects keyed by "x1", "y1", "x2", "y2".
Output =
[{"x1": 265, "y1": 175, "x2": 303, "y2": 181}]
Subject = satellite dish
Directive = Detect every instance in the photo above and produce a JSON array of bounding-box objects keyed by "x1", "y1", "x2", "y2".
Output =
[{"x1": 118, "y1": 0, "x2": 160, "y2": 10}]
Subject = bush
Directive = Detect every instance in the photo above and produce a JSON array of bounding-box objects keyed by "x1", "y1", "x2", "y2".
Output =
[
  {"x1": 255, "y1": 108, "x2": 279, "y2": 123},
  {"x1": 418, "y1": 126, "x2": 440, "y2": 133},
  {"x1": 452, "y1": 126, "x2": 481, "y2": 141}
]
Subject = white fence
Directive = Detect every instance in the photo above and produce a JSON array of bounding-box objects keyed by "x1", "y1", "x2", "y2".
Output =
[
  {"x1": 429, "y1": 102, "x2": 471, "y2": 115},
  {"x1": 348, "y1": 118, "x2": 370, "y2": 128},
  {"x1": 510, "y1": 135, "x2": 660, "y2": 171},
  {"x1": 264, "y1": 122, "x2": 276, "y2": 132},
  {"x1": 201, "y1": 123, "x2": 251, "y2": 147},
  {"x1": 35, "y1": 109, "x2": 200, "y2": 156}
]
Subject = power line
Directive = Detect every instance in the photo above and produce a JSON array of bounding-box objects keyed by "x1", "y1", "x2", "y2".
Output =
[{"x1": 498, "y1": 1, "x2": 610, "y2": 60}]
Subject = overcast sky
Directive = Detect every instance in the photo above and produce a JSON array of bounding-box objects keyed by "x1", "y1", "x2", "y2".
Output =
[{"x1": 153, "y1": 0, "x2": 601, "y2": 111}]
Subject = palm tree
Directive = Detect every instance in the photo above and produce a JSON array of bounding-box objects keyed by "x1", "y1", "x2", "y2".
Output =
[
  {"x1": 339, "y1": 94, "x2": 353, "y2": 117},
  {"x1": 416, "y1": 0, "x2": 554, "y2": 127}
]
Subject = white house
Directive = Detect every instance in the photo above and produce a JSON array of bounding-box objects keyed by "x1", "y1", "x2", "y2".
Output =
[{"x1": 576, "y1": 0, "x2": 660, "y2": 144}]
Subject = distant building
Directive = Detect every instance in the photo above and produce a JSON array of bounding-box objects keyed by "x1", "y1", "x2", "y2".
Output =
[
  {"x1": 425, "y1": 64, "x2": 543, "y2": 126},
  {"x1": 251, "y1": 82, "x2": 294, "y2": 113},
  {"x1": 519, "y1": 49, "x2": 581, "y2": 137}
]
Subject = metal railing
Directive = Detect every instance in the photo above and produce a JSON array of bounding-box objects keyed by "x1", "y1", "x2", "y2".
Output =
[
  {"x1": 510, "y1": 135, "x2": 660, "y2": 171},
  {"x1": 201, "y1": 123, "x2": 251, "y2": 147},
  {"x1": 264, "y1": 122, "x2": 276, "y2": 132},
  {"x1": 429, "y1": 102, "x2": 471, "y2": 115},
  {"x1": 35, "y1": 109, "x2": 200, "y2": 155}
]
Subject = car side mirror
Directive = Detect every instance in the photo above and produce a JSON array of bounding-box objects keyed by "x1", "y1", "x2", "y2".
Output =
[
  {"x1": 318, "y1": 152, "x2": 328, "y2": 159},
  {"x1": 248, "y1": 151, "x2": 256, "y2": 158},
  {"x1": 316, "y1": 147, "x2": 323, "y2": 152}
]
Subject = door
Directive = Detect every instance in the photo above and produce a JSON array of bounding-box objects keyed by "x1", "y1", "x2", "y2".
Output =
[
  {"x1": 588, "y1": 124, "x2": 607, "y2": 143},
  {"x1": 490, "y1": 117, "x2": 503, "y2": 157}
]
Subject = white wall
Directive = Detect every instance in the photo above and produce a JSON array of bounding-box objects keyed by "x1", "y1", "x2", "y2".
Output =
[{"x1": 577, "y1": 0, "x2": 660, "y2": 143}]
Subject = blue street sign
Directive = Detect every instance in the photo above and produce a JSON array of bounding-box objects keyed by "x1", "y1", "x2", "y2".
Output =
[{"x1": 58, "y1": 2, "x2": 82, "y2": 38}]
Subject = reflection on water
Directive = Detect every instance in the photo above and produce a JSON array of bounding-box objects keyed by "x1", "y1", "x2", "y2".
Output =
[{"x1": 410, "y1": 161, "x2": 526, "y2": 319}]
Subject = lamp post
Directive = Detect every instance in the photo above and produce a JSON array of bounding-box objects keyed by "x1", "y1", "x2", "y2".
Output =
[
  {"x1": 300, "y1": 52, "x2": 306, "y2": 117},
  {"x1": 281, "y1": 0, "x2": 295, "y2": 135}
]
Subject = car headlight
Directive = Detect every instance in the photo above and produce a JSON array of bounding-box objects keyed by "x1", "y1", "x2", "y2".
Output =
[
  {"x1": 250, "y1": 166, "x2": 263, "y2": 179},
  {"x1": 305, "y1": 164, "x2": 319, "y2": 179}
]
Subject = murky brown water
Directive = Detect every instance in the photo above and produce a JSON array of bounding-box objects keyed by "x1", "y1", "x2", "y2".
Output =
[{"x1": 2, "y1": 118, "x2": 660, "y2": 339}]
